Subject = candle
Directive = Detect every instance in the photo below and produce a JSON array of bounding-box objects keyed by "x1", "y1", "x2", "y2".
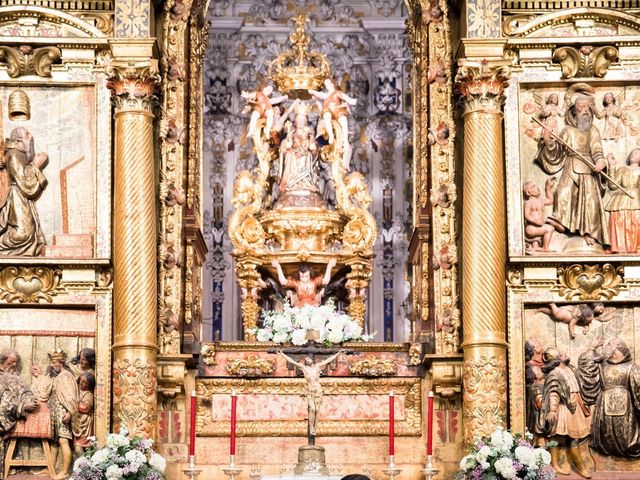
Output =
[
  {"x1": 389, "y1": 391, "x2": 395, "y2": 456},
  {"x1": 230, "y1": 390, "x2": 238, "y2": 456},
  {"x1": 189, "y1": 390, "x2": 196, "y2": 457},
  {"x1": 427, "y1": 391, "x2": 434, "y2": 456}
]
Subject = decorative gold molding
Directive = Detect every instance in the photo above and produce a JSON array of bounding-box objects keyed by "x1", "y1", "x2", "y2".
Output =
[
  {"x1": 455, "y1": 59, "x2": 511, "y2": 115},
  {"x1": 196, "y1": 378, "x2": 421, "y2": 437},
  {"x1": 557, "y1": 264, "x2": 624, "y2": 301},
  {"x1": 201, "y1": 341, "x2": 408, "y2": 353},
  {"x1": 0, "y1": 45, "x2": 61, "y2": 78},
  {"x1": 200, "y1": 343, "x2": 216, "y2": 366},
  {"x1": 426, "y1": 353, "x2": 463, "y2": 400},
  {"x1": 0, "y1": 266, "x2": 61, "y2": 303},
  {"x1": 408, "y1": 344, "x2": 422, "y2": 366},
  {"x1": 552, "y1": 45, "x2": 618, "y2": 79},
  {"x1": 226, "y1": 355, "x2": 276, "y2": 377},
  {"x1": 462, "y1": 354, "x2": 507, "y2": 443},
  {"x1": 113, "y1": 357, "x2": 157, "y2": 438},
  {"x1": 348, "y1": 356, "x2": 398, "y2": 377}
]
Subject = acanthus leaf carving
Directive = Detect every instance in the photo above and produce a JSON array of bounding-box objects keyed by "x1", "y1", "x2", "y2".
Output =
[
  {"x1": 0, "y1": 46, "x2": 61, "y2": 78},
  {"x1": 455, "y1": 59, "x2": 511, "y2": 115},
  {"x1": 226, "y1": 355, "x2": 276, "y2": 377},
  {"x1": 557, "y1": 264, "x2": 624, "y2": 301},
  {"x1": 348, "y1": 355, "x2": 398, "y2": 376},
  {"x1": 552, "y1": 45, "x2": 618, "y2": 79}
]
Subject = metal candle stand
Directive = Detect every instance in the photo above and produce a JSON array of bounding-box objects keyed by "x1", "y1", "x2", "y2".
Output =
[
  {"x1": 382, "y1": 454, "x2": 402, "y2": 480},
  {"x1": 182, "y1": 455, "x2": 202, "y2": 480},
  {"x1": 223, "y1": 454, "x2": 243, "y2": 480},
  {"x1": 421, "y1": 454, "x2": 439, "y2": 480}
]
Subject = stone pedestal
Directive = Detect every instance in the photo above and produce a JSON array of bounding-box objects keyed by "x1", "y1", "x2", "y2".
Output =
[{"x1": 294, "y1": 446, "x2": 329, "y2": 476}]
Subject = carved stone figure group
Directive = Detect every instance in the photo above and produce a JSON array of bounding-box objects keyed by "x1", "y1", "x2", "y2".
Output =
[
  {"x1": 0, "y1": 347, "x2": 95, "y2": 479},
  {"x1": 525, "y1": 336, "x2": 640, "y2": 478},
  {"x1": 524, "y1": 85, "x2": 640, "y2": 255}
]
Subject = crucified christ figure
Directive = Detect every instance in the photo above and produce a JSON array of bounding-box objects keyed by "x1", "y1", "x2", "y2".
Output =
[{"x1": 277, "y1": 350, "x2": 344, "y2": 443}]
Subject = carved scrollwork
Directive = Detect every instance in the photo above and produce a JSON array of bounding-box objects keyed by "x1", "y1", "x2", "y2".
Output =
[
  {"x1": 348, "y1": 355, "x2": 398, "y2": 377},
  {"x1": 557, "y1": 264, "x2": 624, "y2": 301},
  {"x1": 0, "y1": 46, "x2": 61, "y2": 78},
  {"x1": 226, "y1": 355, "x2": 275, "y2": 377},
  {"x1": 0, "y1": 266, "x2": 61, "y2": 303},
  {"x1": 552, "y1": 45, "x2": 618, "y2": 79},
  {"x1": 112, "y1": 357, "x2": 157, "y2": 438},
  {"x1": 200, "y1": 343, "x2": 217, "y2": 366}
]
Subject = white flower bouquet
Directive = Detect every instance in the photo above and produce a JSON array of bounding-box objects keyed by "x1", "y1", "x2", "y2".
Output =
[
  {"x1": 456, "y1": 428, "x2": 556, "y2": 480},
  {"x1": 251, "y1": 301, "x2": 374, "y2": 346},
  {"x1": 70, "y1": 428, "x2": 166, "y2": 480}
]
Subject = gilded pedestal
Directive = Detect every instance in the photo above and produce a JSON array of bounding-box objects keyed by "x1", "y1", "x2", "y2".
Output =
[{"x1": 456, "y1": 60, "x2": 510, "y2": 443}]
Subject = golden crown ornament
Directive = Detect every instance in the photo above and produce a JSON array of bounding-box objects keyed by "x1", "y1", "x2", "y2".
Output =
[{"x1": 268, "y1": 14, "x2": 331, "y2": 94}]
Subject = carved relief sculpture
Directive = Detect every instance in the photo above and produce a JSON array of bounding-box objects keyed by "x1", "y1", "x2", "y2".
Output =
[
  {"x1": 605, "y1": 149, "x2": 640, "y2": 253},
  {"x1": 0, "y1": 127, "x2": 48, "y2": 256}
]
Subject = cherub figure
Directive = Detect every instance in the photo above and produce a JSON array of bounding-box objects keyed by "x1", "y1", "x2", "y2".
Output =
[
  {"x1": 241, "y1": 85, "x2": 288, "y2": 139},
  {"x1": 537, "y1": 302, "x2": 605, "y2": 338},
  {"x1": 427, "y1": 122, "x2": 449, "y2": 146},
  {"x1": 523, "y1": 178, "x2": 563, "y2": 252},
  {"x1": 309, "y1": 79, "x2": 357, "y2": 169},
  {"x1": 595, "y1": 92, "x2": 624, "y2": 141},
  {"x1": 271, "y1": 259, "x2": 337, "y2": 307},
  {"x1": 539, "y1": 93, "x2": 563, "y2": 135}
]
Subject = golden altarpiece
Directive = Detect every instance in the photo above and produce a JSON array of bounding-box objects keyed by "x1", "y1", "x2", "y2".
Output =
[{"x1": 0, "y1": 0, "x2": 639, "y2": 479}]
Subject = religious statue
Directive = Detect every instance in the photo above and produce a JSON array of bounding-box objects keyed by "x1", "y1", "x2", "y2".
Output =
[
  {"x1": 0, "y1": 349, "x2": 38, "y2": 477},
  {"x1": 31, "y1": 349, "x2": 78, "y2": 480},
  {"x1": 277, "y1": 350, "x2": 344, "y2": 440},
  {"x1": 271, "y1": 259, "x2": 336, "y2": 307},
  {"x1": 605, "y1": 149, "x2": 640, "y2": 253},
  {"x1": 0, "y1": 127, "x2": 48, "y2": 256},
  {"x1": 277, "y1": 103, "x2": 319, "y2": 198},
  {"x1": 309, "y1": 78, "x2": 357, "y2": 169},
  {"x1": 523, "y1": 178, "x2": 562, "y2": 252},
  {"x1": 578, "y1": 337, "x2": 640, "y2": 458},
  {"x1": 524, "y1": 339, "x2": 547, "y2": 447},
  {"x1": 69, "y1": 348, "x2": 96, "y2": 379},
  {"x1": 72, "y1": 371, "x2": 95, "y2": 455},
  {"x1": 241, "y1": 85, "x2": 288, "y2": 139},
  {"x1": 537, "y1": 302, "x2": 604, "y2": 338},
  {"x1": 595, "y1": 92, "x2": 624, "y2": 141},
  {"x1": 539, "y1": 93, "x2": 563, "y2": 135},
  {"x1": 536, "y1": 84, "x2": 609, "y2": 248},
  {"x1": 541, "y1": 347, "x2": 592, "y2": 478}
]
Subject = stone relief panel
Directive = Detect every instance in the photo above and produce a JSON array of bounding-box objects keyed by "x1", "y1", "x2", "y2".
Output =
[
  {"x1": 203, "y1": 0, "x2": 412, "y2": 341},
  {"x1": 506, "y1": 79, "x2": 640, "y2": 258}
]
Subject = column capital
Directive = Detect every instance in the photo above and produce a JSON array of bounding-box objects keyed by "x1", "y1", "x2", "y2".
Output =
[
  {"x1": 455, "y1": 59, "x2": 511, "y2": 115},
  {"x1": 106, "y1": 47, "x2": 160, "y2": 113}
]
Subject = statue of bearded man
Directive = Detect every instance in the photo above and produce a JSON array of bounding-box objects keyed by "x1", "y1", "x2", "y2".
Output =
[
  {"x1": 536, "y1": 86, "x2": 609, "y2": 248},
  {"x1": 0, "y1": 126, "x2": 48, "y2": 256}
]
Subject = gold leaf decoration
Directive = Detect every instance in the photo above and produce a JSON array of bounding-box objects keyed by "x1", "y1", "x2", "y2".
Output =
[
  {"x1": 557, "y1": 264, "x2": 624, "y2": 301},
  {"x1": 226, "y1": 355, "x2": 276, "y2": 377},
  {"x1": 348, "y1": 355, "x2": 398, "y2": 377},
  {"x1": 0, "y1": 266, "x2": 61, "y2": 303}
]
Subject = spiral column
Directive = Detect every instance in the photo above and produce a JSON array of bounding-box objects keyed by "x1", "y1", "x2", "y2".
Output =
[
  {"x1": 108, "y1": 60, "x2": 160, "y2": 439},
  {"x1": 455, "y1": 60, "x2": 511, "y2": 443}
]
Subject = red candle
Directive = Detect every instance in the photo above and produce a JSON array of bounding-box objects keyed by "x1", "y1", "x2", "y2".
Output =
[
  {"x1": 389, "y1": 391, "x2": 395, "y2": 456},
  {"x1": 189, "y1": 390, "x2": 196, "y2": 456},
  {"x1": 427, "y1": 391, "x2": 434, "y2": 456},
  {"x1": 230, "y1": 390, "x2": 238, "y2": 456}
]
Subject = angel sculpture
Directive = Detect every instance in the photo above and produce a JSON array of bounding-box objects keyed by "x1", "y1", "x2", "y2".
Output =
[
  {"x1": 537, "y1": 302, "x2": 607, "y2": 338},
  {"x1": 241, "y1": 85, "x2": 288, "y2": 139},
  {"x1": 309, "y1": 78, "x2": 357, "y2": 169},
  {"x1": 595, "y1": 91, "x2": 625, "y2": 141}
]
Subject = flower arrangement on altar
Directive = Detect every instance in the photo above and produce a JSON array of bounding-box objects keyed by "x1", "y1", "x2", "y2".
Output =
[
  {"x1": 70, "y1": 428, "x2": 167, "y2": 480},
  {"x1": 250, "y1": 301, "x2": 375, "y2": 346},
  {"x1": 455, "y1": 428, "x2": 556, "y2": 480}
]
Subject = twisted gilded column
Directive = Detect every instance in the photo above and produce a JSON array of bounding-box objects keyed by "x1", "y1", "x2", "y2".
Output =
[
  {"x1": 455, "y1": 60, "x2": 510, "y2": 443},
  {"x1": 108, "y1": 59, "x2": 160, "y2": 438}
]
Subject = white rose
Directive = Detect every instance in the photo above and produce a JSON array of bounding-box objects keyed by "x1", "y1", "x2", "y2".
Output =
[
  {"x1": 514, "y1": 445, "x2": 536, "y2": 469},
  {"x1": 325, "y1": 329, "x2": 344, "y2": 345},
  {"x1": 149, "y1": 452, "x2": 166, "y2": 473},
  {"x1": 106, "y1": 432, "x2": 130, "y2": 449},
  {"x1": 106, "y1": 464, "x2": 123, "y2": 480},
  {"x1": 272, "y1": 331, "x2": 289, "y2": 344},
  {"x1": 501, "y1": 431, "x2": 514, "y2": 451},
  {"x1": 491, "y1": 429, "x2": 505, "y2": 449},
  {"x1": 256, "y1": 329, "x2": 273, "y2": 342},
  {"x1": 494, "y1": 457, "x2": 516, "y2": 479},
  {"x1": 291, "y1": 329, "x2": 308, "y2": 346},
  {"x1": 459, "y1": 454, "x2": 476, "y2": 471},
  {"x1": 534, "y1": 447, "x2": 551, "y2": 465}
]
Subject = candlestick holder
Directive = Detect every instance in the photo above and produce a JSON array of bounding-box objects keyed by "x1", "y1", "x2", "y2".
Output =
[
  {"x1": 223, "y1": 454, "x2": 242, "y2": 480},
  {"x1": 382, "y1": 454, "x2": 401, "y2": 480},
  {"x1": 182, "y1": 455, "x2": 202, "y2": 479},
  {"x1": 421, "y1": 455, "x2": 438, "y2": 480}
]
